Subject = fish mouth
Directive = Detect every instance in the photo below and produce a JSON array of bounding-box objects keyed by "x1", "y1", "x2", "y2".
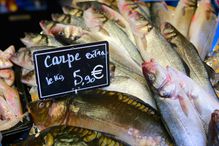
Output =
[{"x1": 142, "y1": 59, "x2": 157, "y2": 82}]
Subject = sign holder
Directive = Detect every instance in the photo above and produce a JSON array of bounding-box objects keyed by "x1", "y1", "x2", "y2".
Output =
[{"x1": 33, "y1": 41, "x2": 109, "y2": 99}]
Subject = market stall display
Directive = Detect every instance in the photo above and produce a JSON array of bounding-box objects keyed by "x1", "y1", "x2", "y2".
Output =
[{"x1": 0, "y1": 0, "x2": 218, "y2": 145}]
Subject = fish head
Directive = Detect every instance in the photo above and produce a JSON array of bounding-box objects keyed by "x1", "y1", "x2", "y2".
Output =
[
  {"x1": 160, "y1": 22, "x2": 177, "y2": 43},
  {"x1": 3, "y1": 45, "x2": 15, "y2": 59},
  {"x1": 28, "y1": 99, "x2": 67, "y2": 128},
  {"x1": 21, "y1": 33, "x2": 47, "y2": 47},
  {"x1": 118, "y1": 0, "x2": 152, "y2": 37},
  {"x1": 40, "y1": 20, "x2": 59, "y2": 35},
  {"x1": 142, "y1": 59, "x2": 167, "y2": 89},
  {"x1": 208, "y1": 109, "x2": 219, "y2": 145},
  {"x1": 84, "y1": 6, "x2": 107, "y2": 31}
]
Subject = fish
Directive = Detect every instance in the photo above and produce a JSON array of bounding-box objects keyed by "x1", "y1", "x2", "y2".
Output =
[
  {"x1": 92, "y1": 3, "x2": 136, "y2": 45},
  {"x1": 118, "y1": 0, "x2": 187, "y2": 74},
  {"x1": 10, "y1": 46, "x2": 54, "y2": 70},
  {"x1": 51, "y1": 13, "x2": 89, "y2": 30},
  {"x1": 72, "y1": 0, "x2": 118, "y2": 10},
  {"x1": 189, "y1": 0, "x2": 218, "y2": 60},
  {"x1": 103, "y1": 76, "x2": 157, "y2": 109},
  {"x1": 0, "y1": 69, "x2": 15, "y2": 86},
  {"x1": 0, "y1": 95, "x2": 24, "y2": 131},
  {"x1": 40, "y1": 20, "x2": 98, "y2": 45},
  {"x1": 21, "y1": 70, "x2": 36, "y2": 87},
  {"x1": 0, "y1": 115, "x2": 24, "y2": 131},
  {"x1": 10, "y1": 47, "x2": 34, "y2": 70},
  {"x1": 142, "y1": 59, "x2": 207, "y2": 146},
  {"x1": 0, "y1": 78, "x2": 22, "y2": 117},
  {"x1": 205, "y1": 55, "x2": 219, "y2": 73},
  {"x1": 28, "y1": 90, "x2": 173, "y2": 146},
  {"x1": 29, "y1": 86, "x2": 39, "y2": 102},
  {"x1": 0, "y1": 95, "x2": 16, "y2": 121},
  {"x1": 111, "y1": 60, "x2": 147, "y2": 85},
  {"x1": 161, "y1": 22, "x2": 218, "y2": 99},
  {"x1": 208, "y1": 110, "x2": 219, "y2": 146},
  {"x1": 20, "y1": 33, "x2": 63, "y2": 47},
  {"x1": 143, "y1": 59, "x2": 219, "y2": 132},
  {"x1": 150, "y1": 2, "x2": 171, "y2": 29},
  {"x1": 84, "y1": 7, "x2": 143, "y2": 75},
  {"x1": 62, "y1": 5, "x2": 84, "y2": 17},
  {"x1": 0, "y1": 45, "x2": 15, "y2": 69},
  {"x1": 170, "y1": 0, "x2": 197, "y2": 38},
  {"x1": 13, "y1": 125, "x2": 127, "y2": 146}
]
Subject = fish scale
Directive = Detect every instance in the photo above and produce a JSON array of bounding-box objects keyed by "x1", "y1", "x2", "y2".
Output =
[
  {"x1": 13, "y1": 125, "x2": 127, "y2": 146},
  {"x1": 161, "y1": 22, "x2": 218, "y2": 100},
  {"x1": 118, "y1": 0, "x2": 187, "y2": 74},
  {"x1": 28, "y1": 90, "x2": 172, "y2": 146}
]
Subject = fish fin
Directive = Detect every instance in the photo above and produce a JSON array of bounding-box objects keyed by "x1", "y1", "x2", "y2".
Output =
[
  {"x1": 100, "y1": 28, "x2": 110, "y2": 36},
  {"x1": 178, "y1": 95, "x2": 189, "y2": 116},
  {"x1": 204, "y1": 62, "x2": 216, "y2": 79}
]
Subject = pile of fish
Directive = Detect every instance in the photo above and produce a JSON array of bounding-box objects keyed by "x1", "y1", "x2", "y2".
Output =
[
  {"x1": 0, "y1": 46, "x2": 24, "y2": 131},
  {"x1": 7, "y1": 0, "x2": 219, "y2": 145},
  {"x1": 14, "y1": 125, "x2": 128, "y2": 146}
]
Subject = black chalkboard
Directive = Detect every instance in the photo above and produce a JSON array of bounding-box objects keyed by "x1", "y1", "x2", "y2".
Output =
[{"x1": 33, "y1": 41, "x2": 109, "y2": 99}]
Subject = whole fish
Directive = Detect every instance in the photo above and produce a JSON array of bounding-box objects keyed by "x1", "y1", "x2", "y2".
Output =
[
  {"x1": 21, "y1": 33, "x2": 63, "y2": 47},
  {"x1": 51, "y1": 13, "x2": 88, "y2": 30},
  {"x1": 189, "y1": 0, "x2": 217, "y2": 60},
  {"x1": 28, "y1": 90, "x2": 173, "y2": 146},
  {"x1": 13, "y1": 125, "x2": 127, "y2": 146},
  {"x1": 72, "y1": 0, "x2": 118, "y2": 10},
  {"x1": 84, "y1": 7, "x2": 143, "y2": 71},
  {"x1": 143, "y1": 59, "x2": 219, "y2": 132},
  {"x1": 161, "y1": 22, "x2": 218, "y2": 99},
  {"x1": 142, "y1": 59, "x2": 207, "y2": 146},
  {"x1": 62, "y1": 6, "x2": 84, "y2": 17},
  {"x1": 150, "y1": 2, "x2": 171, "y2": 29},
  {"x1": 170, "y1": 0, "x2": 197, "y2": 38},
  {"x1": 10, "y1": 46, "x2": 54, "y2": 70},
  {"x1": 40, "y1": 20, "x2": 98, "y2": 45},
  {"x1": 103, "y1": 76, "x2": 157, "y2": 109},
  {"x1": 0, "y1": 45, "x2": 15, "y2": 69},
  {"x1": 118, "y1": 0, "x2": 187, "y2": 74},
  {"x1": 208, "y1": 110, "x2": 219, "y2": 146}
]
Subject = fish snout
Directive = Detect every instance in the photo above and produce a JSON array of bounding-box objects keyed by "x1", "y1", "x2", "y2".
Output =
[{"x1": 142, "y1": 59, "x2": 157, "y2": 82}]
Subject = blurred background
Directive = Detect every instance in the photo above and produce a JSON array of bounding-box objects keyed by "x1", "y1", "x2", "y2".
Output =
[{"x1": 0, "y1": 0, "x2": 72, "y2": 49}]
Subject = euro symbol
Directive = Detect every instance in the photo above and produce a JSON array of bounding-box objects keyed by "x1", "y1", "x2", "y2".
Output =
[{"x1": 91, "y1": 65, "x2": 104, "y2": 80}]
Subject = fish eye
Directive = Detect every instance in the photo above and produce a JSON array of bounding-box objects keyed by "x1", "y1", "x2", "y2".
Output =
[
  {"x1": 148, "y1": 73, "x2": 155, "y2": 81},
  {"x1": 38, "y1": 102, "x2": 45, "y2": 109},
  {"x1": 59, "y1": 31, "x2": 65, "y2": 36}
]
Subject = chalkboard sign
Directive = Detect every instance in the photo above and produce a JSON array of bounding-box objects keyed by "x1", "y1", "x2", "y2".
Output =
[{"x1": 33, "y1": 41, "x2": 109, "y2": 99}]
